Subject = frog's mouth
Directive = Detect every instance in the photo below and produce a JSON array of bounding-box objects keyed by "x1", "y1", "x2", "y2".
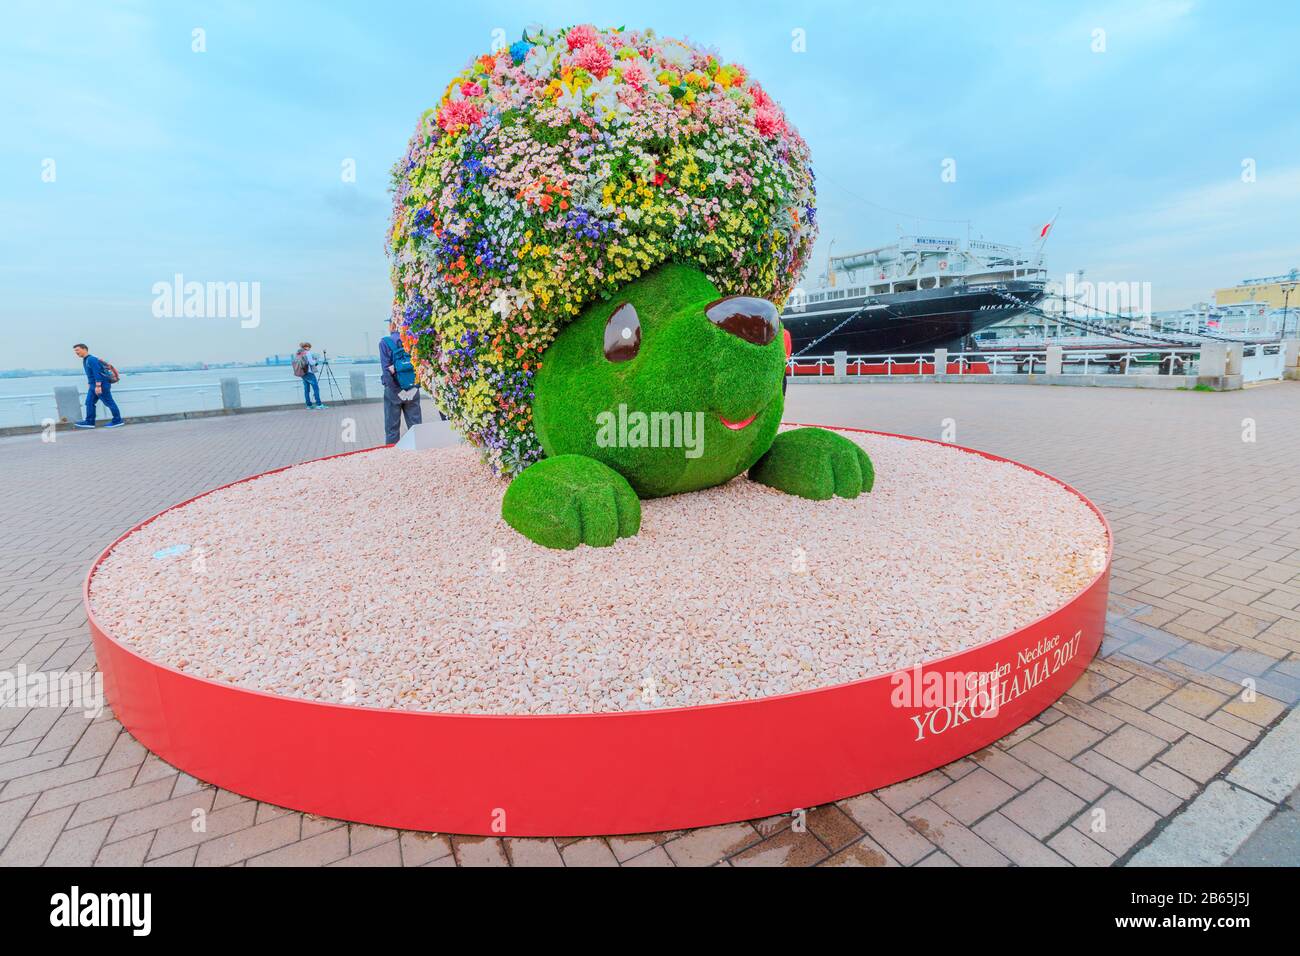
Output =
[
  {"x1": 718, "y1": 412, "x2": 759, "y2": 431},
  {"x1": 716, "y1": 394, "x2": 773, "y2": 431}
]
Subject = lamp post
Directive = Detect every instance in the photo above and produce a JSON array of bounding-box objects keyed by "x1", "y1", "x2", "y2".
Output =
[{"x1": 1282, "y1": 283, "x2": 1297, "y2": 339}]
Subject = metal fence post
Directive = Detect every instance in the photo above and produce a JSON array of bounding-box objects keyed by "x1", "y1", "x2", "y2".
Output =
[
  {"x1": 220, "y1": 377, "x2": 242, "y2": 411},
  {"x1": 1046, "y1": 346, "x2": 1063, "y2": 376},
  {"x1": 53, "y1": 386, "x2": 81, "y2": 422}
]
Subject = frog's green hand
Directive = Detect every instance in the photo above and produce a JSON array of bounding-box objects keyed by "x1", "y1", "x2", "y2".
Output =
[
  {"x1": 748, "y1": 428, "x2": 875, "y2": 500},
  {"x1": 502, "y1": 454, "x2": 642, "y2": 550}
]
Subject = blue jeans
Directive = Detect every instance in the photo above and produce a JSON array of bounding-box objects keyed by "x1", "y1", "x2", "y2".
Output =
[
  {"x1": 384, "y1": 388, "x2": 422, "y2": 443},
  {"x1": 85, "y1": 384, "x2": 122, "y2": 424},
  {"x1": 302, "y1": 373, "x2": 321, "y2": 407}
]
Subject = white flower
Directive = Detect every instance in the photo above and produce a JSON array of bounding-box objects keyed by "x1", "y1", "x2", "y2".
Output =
[
  {"x1": 660, "y1": 41, "x2": 692, "y2": 69},
  {"x1": 523, "y1": 43, "x2": 559, "y2": 79},
  {"x1": 556, "y1": 83, "x2": 585, "y2": 116},
  {"x1": 489, "y1": 288, "x2": 515, "y2": 317},
  {"x1": 587, "y1": 76, "x2": 630, "y2": 123}
]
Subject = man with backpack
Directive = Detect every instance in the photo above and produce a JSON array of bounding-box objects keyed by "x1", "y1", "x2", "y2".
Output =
[
  {"x1": 72, "y1": 343, "x2": 124, "y2": 429},
  {"x1": 292, "y1": 342, "x2": 326, "y2": 409},
  {"x1": 379, "y1": 321, "x2": 422, "y2": 444}
]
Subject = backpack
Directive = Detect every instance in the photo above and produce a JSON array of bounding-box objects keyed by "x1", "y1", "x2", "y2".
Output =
[
  {"x1": 291, "y1": 351, "x2": 309, "y2": 378},
  {"x1": 390, "y1": 336, "x2": 417, "y2": 390},
  {"x1": 101, "y1": 360, "x2": 121, "y2": 384}
]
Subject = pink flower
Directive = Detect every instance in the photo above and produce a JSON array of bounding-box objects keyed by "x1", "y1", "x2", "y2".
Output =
[
  {"x1": 460, "y1": 81, "x2": 482, "y2": 98},
  {"x1": 575, "y1": 43, "x2": 612, "y2": 79},
  {"x1": 438, "y1": 99, "x2": 485, "y2": 132},
  {"x1": 620, "y1": 61, "x2": 646, "y2": 90},
  {"x1": 749, "y1": 82, "x2": 773, "y2": 110},
  {"x1": 567, "y1": 24, "x2": 598, "y2": 50},
  {"x1": 753, "y1": 104, "x2": 785, "y2": 138}
]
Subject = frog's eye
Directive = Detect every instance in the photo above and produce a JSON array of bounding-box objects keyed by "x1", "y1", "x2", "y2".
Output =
[
  {"x1": 603, "y1": 302, "x2": 641, "y2": 362},
  {"x1": 706, "y1": 295, "x2": 779, "y2": 346}
]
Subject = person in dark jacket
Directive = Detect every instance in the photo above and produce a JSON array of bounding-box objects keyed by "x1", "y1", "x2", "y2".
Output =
[
  {"x1": 72, "y1": 343, "x2": 124, "y2": 428},
  {"x1": 379, "y1": 322, "x2": 423, "y2": 443}
]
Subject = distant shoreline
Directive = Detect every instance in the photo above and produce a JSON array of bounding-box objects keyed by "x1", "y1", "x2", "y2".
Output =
[{"x1": 0, "y1": 358, "x2": 380, "y2": 379}]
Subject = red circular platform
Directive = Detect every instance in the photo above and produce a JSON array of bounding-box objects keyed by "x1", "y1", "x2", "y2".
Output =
[{"x1": 85, "y1": 425, "x2": 1110, "y2": 836}]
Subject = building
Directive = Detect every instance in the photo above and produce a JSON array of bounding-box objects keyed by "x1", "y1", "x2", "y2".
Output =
[{"x1": 1215, "y1": 269, "x2": 1300, "y2": 310}]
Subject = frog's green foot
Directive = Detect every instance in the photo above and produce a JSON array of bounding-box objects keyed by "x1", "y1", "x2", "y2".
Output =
[
  {"x1": 748, "y1": 427, "x2": 875, "y2": 500},
  {"x1": 502, "y1": 454, "x2": 642, "y2": 550}
]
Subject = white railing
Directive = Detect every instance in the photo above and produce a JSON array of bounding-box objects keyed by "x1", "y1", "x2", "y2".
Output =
[
  {"x1": 0, "y1": 373, "x2": 386, "y2": 429},
  {"x1": 787, "y1": 347, "x2": 1203, "y2": 378}
]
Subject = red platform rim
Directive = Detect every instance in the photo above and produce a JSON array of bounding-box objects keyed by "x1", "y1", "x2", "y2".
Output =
[{"x1": 84, "y1": 423, "x2": 1112, "y2": 723}]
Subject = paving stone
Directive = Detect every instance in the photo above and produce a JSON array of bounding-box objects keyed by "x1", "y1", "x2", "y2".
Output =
[
  {"x1": 730, "y1": 827, "x2": 829, "y2": 867},
  {"x1": 1092, "y1": 724, "x2": 1168, "y2": 771},
  {"x1": 1073, "y1": 751, "x2": 1183, "y2": 816},
  {"x1": 44, "y1": 818, "x2": 113, "y2": 867},
  {"x1": 622, "y1": 845, "x2": 674, "y2": 867},
  {"x1": 820, "y1": 834, "x2": 899, "y2": 867},
  {"x1": 1140, "y1": 762, "x2": 1199, "y2": 801},
  {"x1": 450, "y1": 835, "x2": 509, "y2": 867},
  {"x1": 1001, "y1": 779, "x2": 1087, "y2": 840},
  {"x1": 1047, "y1": 827, "x2": 1116, "y2": 867},
  {"x1": 930, "y1": 767, "x2": 1017, "y2": 825},
  {"x1": 1032, "y1": 716, "x2": 1106, "y2": 759},
  {"x1": 968, "y1": 746, "x2": 1042, "y2": 790},
  {"x1": 560, "y1": 838, "x2": 619, "y2": 867},
  {"x1": 1071, "y1": 791, "x2": 1160, "y2": 856},
  {"x1": 504, "y1": 837, "x2": 564, "y2": 867},
  {"x1": 1158, "y1": 735, "x2": 1234, "y2": 784},
  {"x1": 147, "y1": 801, "x2": 257, "y2": 860},
  {"x1": 875, "y1": 769, "x2": 949, "y2": 813},
  {"x1": 330, "y1": 841, "x2": 402, "y2": 866},
  {"x1": 903, "y1": 801, "x2": 1009, "y2": 866},
  {"x1": 0, "y1": 805, "x2": 74, "y2": 866},
  {"x1": 247, "y1": 827, "x2": 350, "y2": 867},
  {"x1": 1222, "y1": 692, "x2": 1286, "y2": 726},
  {"x1": 194, "y1": 814, "x2": 301, "y2": 867},
  {"x1": 94, "y1": 831, "x2": 153, "y2": 866},
  {"x1": 973, "y1": 812, "x2": 1071, "y2": 866},
  {"x1": 1009, "y1": 740, "x2": 1107, "y2": 801},
  {"x1": 837, "y1": 793, "x2": 933, "y2": 865},
  {"x1": 607, "y1": 832, "x2": 674, "y2": 863},
  {"x1": 805, "y1": 804, "x2": 863, "y2": 852},
  {"x1": 1164, "y1": 684, "x2": 1230, "y2": 718},
  {"x1": 398, "y1": 830, "x2": 452, "y2": 866},
  {"x1": 663, "y1": 823, "x2": 760, "y2": 867}
]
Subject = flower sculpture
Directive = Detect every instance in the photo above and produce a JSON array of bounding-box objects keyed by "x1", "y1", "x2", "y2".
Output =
[
  {"x1": 389, "y1": 24, "x2": 872, "y2": 549},
  {"x1": 388, "y1": 24, "x2": 818, "y2": 477}
]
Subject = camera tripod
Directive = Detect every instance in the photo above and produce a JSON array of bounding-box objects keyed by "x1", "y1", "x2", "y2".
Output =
[{"x1": 317, "y1": 350, "x2": 345, "y2": 402}]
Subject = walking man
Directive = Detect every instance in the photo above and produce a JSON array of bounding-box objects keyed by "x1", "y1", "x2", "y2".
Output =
[
  {"x1": 292, "y1": 342, "x2": 326, "y2": 409},
  {"x1": 380, "y1": 322, "x2": 422, "y2": 444},
  {"x1": 72, "y1": 343, "x2": 124, "y2": 429}
]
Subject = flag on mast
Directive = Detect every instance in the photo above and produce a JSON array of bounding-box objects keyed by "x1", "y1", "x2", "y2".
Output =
[{"x1": 1039, "y1": 221, "x2": 1053, "y2": 238}]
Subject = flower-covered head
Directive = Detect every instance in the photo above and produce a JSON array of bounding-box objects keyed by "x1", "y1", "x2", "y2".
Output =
[{"x1": 387, "y1": 25, "x2": 817, "y2": 477}]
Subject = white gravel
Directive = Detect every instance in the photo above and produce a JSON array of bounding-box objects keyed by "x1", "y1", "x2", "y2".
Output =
[{"x1": 89, "y1": 432, "x2": 1108, "y2": 715}]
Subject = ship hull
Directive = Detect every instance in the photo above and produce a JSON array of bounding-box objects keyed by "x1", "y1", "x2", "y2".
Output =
[{"x1": 783, "y1": 281, "x2": 1046, "y2": 355}]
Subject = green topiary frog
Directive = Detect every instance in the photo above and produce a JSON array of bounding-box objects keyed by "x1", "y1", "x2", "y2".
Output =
[{"x1": 502, "y1": 262, "x2": 874, "y2": 549}]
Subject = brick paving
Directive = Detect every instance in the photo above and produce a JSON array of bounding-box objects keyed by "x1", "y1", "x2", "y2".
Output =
[{"x1": 1, "y1": 382, "x2": 1298, "y2": 866}]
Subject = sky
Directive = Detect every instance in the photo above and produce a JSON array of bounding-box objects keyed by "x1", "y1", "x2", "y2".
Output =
[{"x1": 2, "y1": 0, "x2": 1297, "y2": 369}]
